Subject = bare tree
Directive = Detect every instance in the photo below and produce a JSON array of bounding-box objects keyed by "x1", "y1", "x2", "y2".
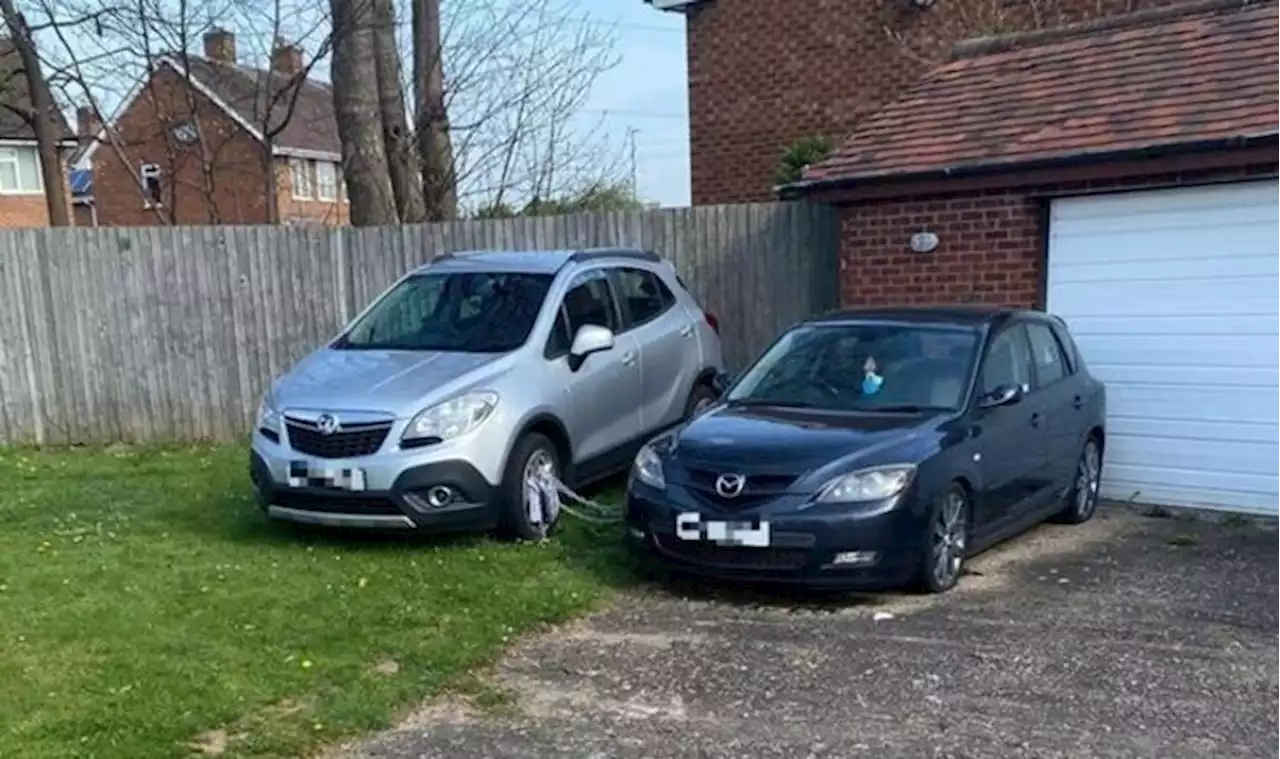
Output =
[
  {"x1": 413, "y1": 0, "x2": 452, "y2": 219},
  {"x1": 429, "y1": 0, "x2": 623, "y2": 215},
  {"x1": 330, "y1": 0, "x2": 396, "y2": 225},
  {"x1": 372, "y1": 0, "x2": 423, "y2": 221}
]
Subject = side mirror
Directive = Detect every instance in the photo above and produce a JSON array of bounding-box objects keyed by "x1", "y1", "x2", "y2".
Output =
[
  {"x1": 978, "y1": 383, "x2": 1024, "y2": 409},
  {"x1": 710, "y1": 370, "x2": 733, "y2": 396},
  {"x1": 569, "y1": 324, "x2": 614, "y2": 359}
]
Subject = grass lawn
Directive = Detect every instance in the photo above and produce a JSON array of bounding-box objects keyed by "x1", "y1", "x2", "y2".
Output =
[{"x1": 0, "y1": 444, "x2": 634, "y2": 759}]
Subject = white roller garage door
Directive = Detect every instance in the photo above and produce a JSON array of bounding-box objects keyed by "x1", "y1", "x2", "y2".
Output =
[{"x1": 1046, "y1": 179, "x2": 1279, "y2": 515}]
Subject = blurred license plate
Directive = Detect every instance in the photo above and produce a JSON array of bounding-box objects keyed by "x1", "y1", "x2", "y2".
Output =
[
  {"x1": 675, "y1": 512, "x2": 770, "y2": 547},
  {"x1": 287, "y1": 461, "x2": 367, "y2": 491}
]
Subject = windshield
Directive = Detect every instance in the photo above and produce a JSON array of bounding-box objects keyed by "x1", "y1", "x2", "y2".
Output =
[
  {"x1": 334, "y1": 271, "x2": 554, "y2": 353},
  {"x1": 726, "y1": 323, "x2": 980, "y2": 411}
]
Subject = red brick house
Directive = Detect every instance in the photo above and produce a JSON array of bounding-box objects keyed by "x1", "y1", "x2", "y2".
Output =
[
  {"x1": 72, "y1": 29, "x2": 348, "y2": 227},
  {"x1": 0, "y1": 39, "x2": 77, "y2": 227},
  {"x1": 658, "y1": 0, "x2": 1279, "y2": 513}
]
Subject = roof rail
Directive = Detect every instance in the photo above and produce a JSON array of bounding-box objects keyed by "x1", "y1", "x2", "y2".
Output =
[{"x1": 567, "y1": 248, "x2": 661, "y2": 264}]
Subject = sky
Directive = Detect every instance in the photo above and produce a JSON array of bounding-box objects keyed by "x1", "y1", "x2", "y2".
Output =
[{"x1": 567, "y1": 1, "x2": 691, "y2": 207}]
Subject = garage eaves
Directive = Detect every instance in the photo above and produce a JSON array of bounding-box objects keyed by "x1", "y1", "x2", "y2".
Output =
[{"x1": 782, "y1": 0, "x2": 1279, "y2": 203}]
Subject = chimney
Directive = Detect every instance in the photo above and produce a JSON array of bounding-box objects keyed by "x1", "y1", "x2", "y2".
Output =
[
  {"x1": 75, "y1": 105, "x2": 100, "y2": 149},
  {"x1": 271, "y1": 38, "x2": 303, "y2": 77},
  {"x1": 203, "y1": 28, "x2": 236, "y2": 64}
]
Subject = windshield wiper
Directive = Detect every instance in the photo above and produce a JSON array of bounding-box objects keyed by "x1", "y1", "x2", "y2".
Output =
[
  {"x1": 728, "y1": 398, "x2": 822, "y2": 409},
  {"x1": 866, "y1": 404, "x2": 933, "y2": 413}
]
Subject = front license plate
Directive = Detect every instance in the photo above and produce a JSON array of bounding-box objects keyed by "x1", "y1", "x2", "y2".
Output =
[
  {"x1": 675, "y1": 511, "x2": 771, "y2": 548},
  {"x1": 287, "y1": 461, "x2": 367, "y2": 491}
]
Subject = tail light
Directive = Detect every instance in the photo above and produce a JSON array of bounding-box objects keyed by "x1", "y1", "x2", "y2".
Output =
[{"x1": 704, "y1": 310, "x2": 720, "y2": 334}]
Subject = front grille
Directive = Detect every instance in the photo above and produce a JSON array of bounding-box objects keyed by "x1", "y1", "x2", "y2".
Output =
[
  {"x1": 682, "y1": 466, "x2": 798, "y2": 511},
  {"x1": 285, "y1": 418, "x2": 391, "y2": 459},
  {"x1": 654, "y1": 534, "x2": 810, "y2": 571},
  {"x1": 273, "y1": 490, "x2": 403, "y2": 516}
]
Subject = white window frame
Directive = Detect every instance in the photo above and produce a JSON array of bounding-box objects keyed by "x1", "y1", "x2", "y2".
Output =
[
  {"x1": 290, "y1": 157, "x2": 313, "y2": 200},
  {"x1": 315, "y1": 160, "x2": 337, "y2": 202},
  {"x1": 0, "y1": 146, "x2": 44, "y2": 195},
  {"x1": 139, "y1": 163, "x2": 163, "y2": 208}
]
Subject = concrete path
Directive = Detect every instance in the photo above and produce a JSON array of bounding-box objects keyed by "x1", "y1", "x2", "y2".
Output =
[{"x1": 333, "y1": 508, "x2": 1278, "y2": 759}]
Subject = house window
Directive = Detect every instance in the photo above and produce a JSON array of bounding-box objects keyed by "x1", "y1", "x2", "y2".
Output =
[
  {"x1": 290, "y1": 158, "x2": 312, "y2": 199},
  {"x1": 0, "y1": 146, "x2": 43, "y2": 194},
  {"x1": 316, "y1": 161, "x2": 337, "y2": 201},
  {"x1": 139, "y1": 163, "x2": 163, "y2": 206}
]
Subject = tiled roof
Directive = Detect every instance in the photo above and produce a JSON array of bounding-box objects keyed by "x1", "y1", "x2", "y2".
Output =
[
  {"x1": 802, "y1": 0, "x2": 1279, "y2": 186},
  {"x1": 176, "y1": 55, "x2": 340, "y2": 155},
  {"x1": 0, "y1": 40, "x2": 74, "y2": 143}
]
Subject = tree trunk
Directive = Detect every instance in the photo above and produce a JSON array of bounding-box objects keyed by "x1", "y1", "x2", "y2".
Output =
[
  {"x1": 330, "y1": 0, "x2": 398, "y2": 226},
  {"x1": 412, "y1": 0, "x2": 456, "y2": 221},
  {"x1": 372, "y1": 0, "x2": 426, "y2": 223},
  {"x1": 0, "y1": 1, "x2": 70, "y2": 226}
]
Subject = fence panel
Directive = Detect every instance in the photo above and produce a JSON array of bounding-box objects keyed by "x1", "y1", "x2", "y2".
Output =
[{"x1": 0, "y1": 202, "x2": 838, "y2": 444}]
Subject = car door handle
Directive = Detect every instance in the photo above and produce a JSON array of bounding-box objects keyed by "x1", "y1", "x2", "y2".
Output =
[
  {"x1": 679, "y1": 324, "x2": 694, "y2": 338},
  {"x1": 1030, "y1": 412, "x2": 1042, "y2": 429},
  {"x1": 621, "y1": 351, "x2": 637, "y2": 366}
]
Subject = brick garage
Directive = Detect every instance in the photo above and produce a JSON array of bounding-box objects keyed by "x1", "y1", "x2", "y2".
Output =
[
  {"x1": 788, "y1": 1, "x2": 1278, "y2": 311},
  {"x1": 788, "y1": 0, "x2": 1279, "y2": 513}
]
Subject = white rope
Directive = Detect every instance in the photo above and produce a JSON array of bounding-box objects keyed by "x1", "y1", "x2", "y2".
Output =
[{"x1": 526, "y1": 472, "x2": 624, "y2": 526}]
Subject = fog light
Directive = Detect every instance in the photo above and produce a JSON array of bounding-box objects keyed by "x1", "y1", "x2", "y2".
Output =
[
  {"x1": 830, "y1": 550, "x2": 879, "y2": 567},
  {"x1": 425, "y1": 485, "x2": 455, "y2": 508},
  {"x1": 627, "y1": 526, "x2": 646, "y2": 540}
]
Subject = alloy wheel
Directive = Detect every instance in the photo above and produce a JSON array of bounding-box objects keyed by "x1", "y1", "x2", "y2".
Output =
[
  {"x1": 931, "y1": 489, "x2": 968, "y2": 588},
  {"x1": 522, "y1": 448, "x2": 558, "y2": 529},
  {"x1": 1075, "y1": 440, "x2": 1101, "y2": 518}
]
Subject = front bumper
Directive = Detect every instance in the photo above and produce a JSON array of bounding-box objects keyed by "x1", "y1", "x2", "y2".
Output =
[
  {"x1": 249, "y1": 439, "x2": 500, "y2": 533},
  {"x1": 625, "y1": 481, "x2": 927, "y2": 590}
]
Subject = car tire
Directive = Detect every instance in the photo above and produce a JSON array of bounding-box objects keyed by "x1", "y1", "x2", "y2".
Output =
[
  {"x1": 497, "y1": 432, "x2": 563, "y2": 542},
  {"x1": 913, "y1": 483, "x2": 970, "y2": 594},
  {"x1": 1052, "y1": 437, "x2": 1102, "y2": 525},
  {"x1": 684, "y1": 382, "x2": 719, "y2": 419}
]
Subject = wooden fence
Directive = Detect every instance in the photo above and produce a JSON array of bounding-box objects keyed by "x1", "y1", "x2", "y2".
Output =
[{"x1": 0, "y1": 202, "x2": 839, "y2": 445}]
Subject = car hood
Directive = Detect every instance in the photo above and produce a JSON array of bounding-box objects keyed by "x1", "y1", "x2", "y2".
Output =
[
  {"x1": 669, "y1": 403, "x2": 936, "y2": 484},
  {"x1": 271, "y1": 348, "x2": 509, "y2": 417}
]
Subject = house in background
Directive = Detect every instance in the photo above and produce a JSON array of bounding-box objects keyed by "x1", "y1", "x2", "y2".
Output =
[
  {"x1": 72, "y1": 28, "x2": 348, "y2": 227},
  {"x1": 656, "y1": 0, "x2": 1280, "y2": 516},
  {"x1": 0, "y1": 38, "x2": 77, "y2": 227},
  {"x1": 651, "y1": 0, "x2": 1196, "y2": 205}
]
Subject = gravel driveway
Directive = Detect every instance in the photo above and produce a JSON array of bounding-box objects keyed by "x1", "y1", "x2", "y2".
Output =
[{"x1": 334, "y1": 508, "x2": 1278, "y2": 759}]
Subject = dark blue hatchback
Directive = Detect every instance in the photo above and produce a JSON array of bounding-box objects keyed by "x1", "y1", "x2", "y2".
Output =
[{"x1": 625, "y1": 306, "x2": 1107, "y2": 593}]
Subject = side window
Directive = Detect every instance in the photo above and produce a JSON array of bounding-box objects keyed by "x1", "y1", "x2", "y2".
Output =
[
  {"x1": 1026, "y1": 323, "x2": 1068, "y2": 388},
  {"x1": 1049, "y1": 320, "x2": 1078, "y2": 374},
  {"x1": 981, "y1": 326, "x2": 1032, "y2": 395},
  {"x1": 613, "y1": 267, "x2": 675, "y2": 329},
  {"x1": 546, "y1": 270, "x2": 617, "y2": 358}
]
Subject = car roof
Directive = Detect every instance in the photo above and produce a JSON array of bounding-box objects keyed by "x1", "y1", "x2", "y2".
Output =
[
  {"x1": 806, "y1": 305, "x2": 1055, "y2": 329},
  {"x1": 413, "y1": 247, "x2": 660, "y2": 275}
]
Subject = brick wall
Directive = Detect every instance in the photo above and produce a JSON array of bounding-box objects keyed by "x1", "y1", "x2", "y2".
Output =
[
  {"x1": 686, "y1": 0, "x2": 1180, "y2": 205},
  {"x1": 838, "y1": 164, "x2": 1278, "y2": 309},
  {"x1": 0, "y1": 147, "x2": 75, "y2": 228},
  {"x1": 92, "y1": 66, "x2": 271, "y2": 226},
  {"x1": 274, "y1": 160, "x2": 349, "y2": 227}
]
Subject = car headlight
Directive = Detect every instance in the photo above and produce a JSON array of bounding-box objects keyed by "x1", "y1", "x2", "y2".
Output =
[
  {"x1": 631, "y1": 433, "x2": 676, "y2": 490},
  {"x1": 256, "y1": 391, "x2": 281, "y2": 434},
  {"x1": 815, "y1": 464, "x2": 916, "y2": 503},
  {"x1": 402, "y1": 391, "x2": 498, "y2": 442}
]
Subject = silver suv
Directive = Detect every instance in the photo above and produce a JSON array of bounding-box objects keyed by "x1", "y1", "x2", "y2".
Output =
[{"x1": 249, "y1": 248, "x2": 725, "y2": 540}]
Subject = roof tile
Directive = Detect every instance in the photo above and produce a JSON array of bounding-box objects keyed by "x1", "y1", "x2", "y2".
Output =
[
  {"x1": 804, "y1": 0, "x2": 1279, "y2": 185},
  {"x1": 178, "y1": 55, "x2": 339, "y2": 155}
]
